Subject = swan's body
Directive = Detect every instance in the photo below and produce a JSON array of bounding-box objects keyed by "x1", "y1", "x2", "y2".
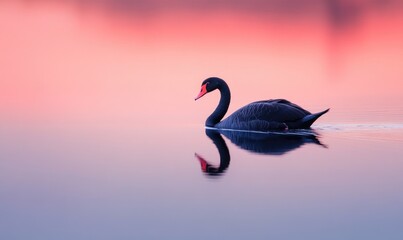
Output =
[{"x1": 195, "y1": 77, "x2": 329, "y2": 131}]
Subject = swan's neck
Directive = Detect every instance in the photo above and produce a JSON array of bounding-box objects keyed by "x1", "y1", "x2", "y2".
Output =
[{"x1": 206, "y1": 83, "x2": 231, "y2": 127}]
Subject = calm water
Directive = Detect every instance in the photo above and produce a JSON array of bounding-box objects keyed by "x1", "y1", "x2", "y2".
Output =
[{"x1": 1, "y1": 1, "x2": 403, "y2": 239}]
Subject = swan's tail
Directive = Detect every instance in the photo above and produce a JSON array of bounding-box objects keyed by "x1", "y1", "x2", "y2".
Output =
[
  {"x1": 288, "y1": 108, "x2": 330, "y2": 129},
  {"x1": 301, "y1": 108, "x2": 330, "y2": 128}
]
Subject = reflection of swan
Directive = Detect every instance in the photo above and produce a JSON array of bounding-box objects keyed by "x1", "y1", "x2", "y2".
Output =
[
  {"x1": 195, "y1": 77, "x2": 329, "y2": 130},
  {"x1": 195, "y1": 128, "x2": 326, "y2": 177},
  {"x1": 195, "y1": 129, "x2": 230, "y2": 177},
  {"x1": 218, "y1": 128, "x2": 326, "y2": 155}
]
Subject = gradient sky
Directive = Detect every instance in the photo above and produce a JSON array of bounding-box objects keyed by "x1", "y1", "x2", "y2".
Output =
[{"x1": 1, "y1": 0, "x2": 403, "y2": 127}]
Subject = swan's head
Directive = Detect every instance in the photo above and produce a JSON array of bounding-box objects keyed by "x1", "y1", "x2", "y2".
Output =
[{"x1": 194, "y1": 77, "x2": 224, "y2": 100}]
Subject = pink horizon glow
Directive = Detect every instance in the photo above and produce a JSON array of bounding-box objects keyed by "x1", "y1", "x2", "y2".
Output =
[{"x1": 1, "y1": 1, "x2": 403, "y2": 127}]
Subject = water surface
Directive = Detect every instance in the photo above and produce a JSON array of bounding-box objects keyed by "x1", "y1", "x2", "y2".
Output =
[{"x1": 1, "y1": 1, "x2": 403, "y2": 239}]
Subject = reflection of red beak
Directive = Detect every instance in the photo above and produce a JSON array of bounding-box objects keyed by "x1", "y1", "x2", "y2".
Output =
[
  {"x1": 195, "y1": 83, "x2": 208, "y2": 100},
  {"x1": 195, "y1": 153, "x2": 208, "y2": 172}
]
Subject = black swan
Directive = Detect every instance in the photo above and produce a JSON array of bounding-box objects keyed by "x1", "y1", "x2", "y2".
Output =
[{"x1": 195, "y1": 77, "x2": 329, "y2": 131}]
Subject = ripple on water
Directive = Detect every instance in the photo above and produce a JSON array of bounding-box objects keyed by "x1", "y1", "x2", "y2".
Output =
[
  {"x1": 314, "y1": 123, "x2": 403, "y2": 142},
  {"x1": 205, "y1": 126, "x2": 319, "y2": 137}
]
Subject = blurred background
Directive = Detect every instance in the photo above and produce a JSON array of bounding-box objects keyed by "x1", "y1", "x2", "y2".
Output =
[
  {"x1": 1, "y1": 2, "x2": 403, "y2": 239},
  {"x1": 1, "y1": 0, "x2": 403, "y2": 129}
]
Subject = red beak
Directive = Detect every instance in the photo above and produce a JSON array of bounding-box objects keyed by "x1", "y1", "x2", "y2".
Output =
[{"x1": 195, "y1": 83, "x2": 208, "y2": 100}]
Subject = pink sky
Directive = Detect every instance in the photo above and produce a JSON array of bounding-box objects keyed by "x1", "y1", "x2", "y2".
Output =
[{"x1": 1, "y1": 1, "x2": 403, "y2": 127}]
